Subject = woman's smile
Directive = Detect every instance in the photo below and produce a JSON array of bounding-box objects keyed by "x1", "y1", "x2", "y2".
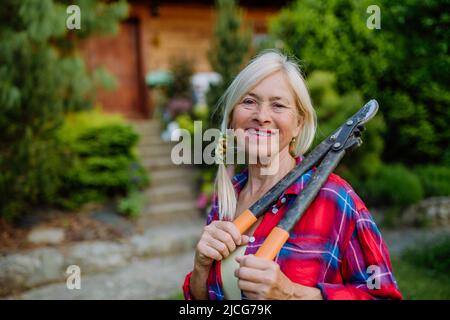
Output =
[{"x1": 244, "y1": 128, "x2": 278, "y2": 138}]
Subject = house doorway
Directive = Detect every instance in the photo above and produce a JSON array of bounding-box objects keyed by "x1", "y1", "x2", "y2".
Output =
[{"x1": 82, "y1": 18, "x2": 149, "y2": 119}]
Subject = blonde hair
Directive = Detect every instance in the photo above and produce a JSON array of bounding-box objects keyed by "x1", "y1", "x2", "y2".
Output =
[{"x1": 215, "y1": 49, "x2": 317, "y2": 221}]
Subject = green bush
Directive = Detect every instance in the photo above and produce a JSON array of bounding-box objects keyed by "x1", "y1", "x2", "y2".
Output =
[
  {"x1": 0, "y1": 0, "x2": 129, "y2": 220},
  {"x1": 413, "y1": 165, "x2": 450, "y2": 198},
  {"x1": 307, "y1": 70, "x2": 385, "y2": 180},
  {"x1": 56, "y1": 110, "x2": 149, "y2": 210},
  {"x1": 73, "y1": 125, "x2": 138, "y2": 157},
  {"x1": 392, "y1": 256, "x2": 450, "y2": 299},
  {"x1": 361, "y1": 164, "x2": 424, "y2": 208},
  {"x1": 118, "y1": 190, "x2": 147, "y2": 218},
  {"x1": 270, "y1": 0, "x2": 449, "y2": 165},
  {"x1": 402, "y1": 236, "x2": 450, "y2": 276}
]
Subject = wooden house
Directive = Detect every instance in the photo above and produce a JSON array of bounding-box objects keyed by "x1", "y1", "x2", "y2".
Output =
[{"x1": 81, "y1": 0, "x2": 288, "y2": 119}]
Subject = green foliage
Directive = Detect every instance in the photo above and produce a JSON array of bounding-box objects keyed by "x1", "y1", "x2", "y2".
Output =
[
  {"x1": 56, "y1": 111, "x2": 148, "y2": 210},
  {"x1": 72, "y1": 125, "x2": 138, "y2": 157},
  {"x1": 307, "y1": 70, "x2": 385, "y2": 179},
  {"x1": 168, "y1": 57, "x2": 195, "y2": 100},
  {"x1": 206, "y1": 0, "x2": 252, "y2": 129},
  {"x1": 360, "y1": 164, "x2": 423, "y2": 208},
  {"x1": 270, "y1": 0, "x2": 449, "y2": 165},
  {"x1": 402, "y1": 236, "x2": 450, "y2": 276},
  {"x1": 413, "y1": 165, "x2": 450, "y2": 197},
  {"x1": 57, "y1": 107, "x2": 124, "y2": 141},
  {"x1": 175, "y1": 114, "x2": 195, "y2": 135},
  {"x1": 0, "y1": 0, "x2": 128, "y2": 219},
  {"x1": 118, "y1": 190, "x2": 147, "y2": 218},
  {"x1": 58, "y1": 0, "x2": 129, "y2": 41},
  {"x1": 391, "y1": 256, "x2": 450, "y2": 300}
]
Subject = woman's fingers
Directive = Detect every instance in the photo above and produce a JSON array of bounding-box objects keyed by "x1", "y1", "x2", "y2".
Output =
[
  {"x1": 207, "y1": 236, "x2": 230, "y2": 258},
  {"x1": 241, "y1": 234, "x2": 250, "y2": 245},
  {"x1": 242, "y1": 291, "x2": 261, "y2": 300},
  {"x1": 236, "y1": 254, "x2": 275, "y2": 270},
  {"x1": 196, "y1": 220, "x2": 254, "y2": 266},
  {"x1": 208, "y1": 221, "x2": 242, "y2": 252},
  {"x1": 198, "y1": 241, "x2": 223, "y2": 261},
  {"x1": 214, "y1": 221, "x2": 243, "y2": 245},
  {"x1": 237, "y1": 279, "x2": 261, "y2": 294},
  {"x1": 234, "y1": 266, "x2": 266, "y2": 283}
]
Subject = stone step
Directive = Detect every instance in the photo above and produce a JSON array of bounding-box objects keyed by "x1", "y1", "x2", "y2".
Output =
[
  {"x1": 135, "y1": 130, "x2": 162, "y2": 140},
  {"x1": 138, "y1": 144, "x2": 174, "y2": 158},
  {"x1": 142, "y1": 156, "x2": 196, "y2": 171},
  {"x1": 15, "y1": 250, "x2": 198, "y2": 300},
  {"x1": 130, "y1": 120, "x2": 162, "y2": 133},
  {"x1": 143, "y1": 200, "x2": 199, "y2": 216},
  {"x1": 4, "y1": 221, "x2": 204, "y2": 299},
  {"x1": 150, "y1": 168, "x2": 198, "y2": 187},
  {"x1": 139, "y1": 200, "x2": 201, "y2": 227},
  {"x1": 132, "y1": 220, "x2": 203, "y2": 257},
  {"x1": 138, "y1": 136, "x2": 172, "y2": 148},
  {"x1": 145, "y1": 184, "x2": 197, "y2": 204},
  {"x1": 142, "y1": 155, "x2": 178, "y2": 170}
]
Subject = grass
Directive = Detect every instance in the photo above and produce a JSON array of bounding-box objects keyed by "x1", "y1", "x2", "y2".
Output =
[
  {"x1": 392, "y1": 257, "x2": 450, "y2": 299},
  {"x1": 392, "y1": 235, "x2": 450, "y2": 300},
  {"x1": 166, "y1": 291, "x2": 184, "y2": 300}
]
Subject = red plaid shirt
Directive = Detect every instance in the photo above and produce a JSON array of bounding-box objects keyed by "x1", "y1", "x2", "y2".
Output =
[{"x1": 183, "y1": 157, "x2": 402, "y2": 300}]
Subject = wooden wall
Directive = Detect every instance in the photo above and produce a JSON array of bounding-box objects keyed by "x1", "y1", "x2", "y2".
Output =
[
  {"x1": 132, "y1": 2, "x2": 281, "y2": 73},
  {"x1": 82, "y1": 2, "x2": 283, "y2": 119}
]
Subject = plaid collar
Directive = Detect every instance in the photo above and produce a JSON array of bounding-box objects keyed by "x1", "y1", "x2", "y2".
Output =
[{"x1": 231, "y1": 156, "x2": 307, "y2": 197}]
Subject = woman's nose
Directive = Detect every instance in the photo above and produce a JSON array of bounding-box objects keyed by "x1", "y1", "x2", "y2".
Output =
[{"x1": 253, "y1": 104, "x2": 272, "y2": 125}]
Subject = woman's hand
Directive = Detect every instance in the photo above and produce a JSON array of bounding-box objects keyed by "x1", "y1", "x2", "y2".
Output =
[
  {"x1": 235, "y1": 255, "x2": 323, "y2": 300},
  {"x1": 194, "y1": 221, "x2": 250, "y2": 270}
]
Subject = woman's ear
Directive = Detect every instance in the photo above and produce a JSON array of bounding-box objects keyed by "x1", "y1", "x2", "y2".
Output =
[{"x1": 293, "y1": 116, "x2": 303, "y2": 137}]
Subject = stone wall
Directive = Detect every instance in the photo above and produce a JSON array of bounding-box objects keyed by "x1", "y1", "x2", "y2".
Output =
[
  {"x1": 0, "y1": 224, "x2": 201, "y2": 297},
  {"x1": 402, "y1": 197, "x2": 450, "y2": 227}
]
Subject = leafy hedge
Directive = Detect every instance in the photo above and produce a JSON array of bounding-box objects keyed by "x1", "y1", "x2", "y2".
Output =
[
  {"x1": 355, "y1": 164, "x2": 424, "y2": 208},
  {"x1": 413, "y1": 165, "x2": 450, "y2": 198},
  {"x1": 270, "y1": 0, "x2": 449, "y2": 165},
  {"x1": 402, "y1": 236, "x2": 450, "y2": 275},
  {"x1": 55, "y1": 110, "x2": 149, "y2": 210},
  {"x1": 0, "y1": 0, "x2": 129, "y2": 220}
]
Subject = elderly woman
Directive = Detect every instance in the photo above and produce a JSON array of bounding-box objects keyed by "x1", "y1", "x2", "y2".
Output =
[{"x1": 183, "y1": 50, "x2": 402, "y2": 300}]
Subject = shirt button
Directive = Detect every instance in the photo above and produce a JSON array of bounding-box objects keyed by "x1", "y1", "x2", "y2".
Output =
[
  {"x1": 249, "y1": 236, "x2": 255, "y2": 243},
  {"x1": 281, "y1": 197, "x2": 286, "y2": 204},
  {"x1": 272, "y1": 207, "x2": 279, "y2": 214}
]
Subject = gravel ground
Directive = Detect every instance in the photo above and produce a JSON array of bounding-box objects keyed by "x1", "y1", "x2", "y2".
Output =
[
  {"x1": 13, "y1": 251, "x2": 195, "y2": 300},
  {"x1": 381, "y1": 226, "x2": 450, "y2": 256}
]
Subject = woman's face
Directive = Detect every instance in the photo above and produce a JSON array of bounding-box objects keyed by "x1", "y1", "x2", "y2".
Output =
[{"x1": 230, "y1": 71, "x2": 302, "y2": 163}]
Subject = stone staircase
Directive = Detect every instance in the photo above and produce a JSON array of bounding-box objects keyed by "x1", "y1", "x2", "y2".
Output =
[{"x1": 131, "y1": 120, "x2": 203, "y2": 228}]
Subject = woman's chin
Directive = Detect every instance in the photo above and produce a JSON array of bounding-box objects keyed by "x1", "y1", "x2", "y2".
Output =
[{"x1": 246, "y1": 150, "x2": 279, "y2": 165}]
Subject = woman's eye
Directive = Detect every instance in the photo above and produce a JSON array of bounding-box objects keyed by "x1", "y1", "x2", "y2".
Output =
[
  {"x1": 242, "y1": 99, "x2": 255, "y2": 105},
  {"x1": 273, "y1": 103, "x2": 286, "y2": 109}
]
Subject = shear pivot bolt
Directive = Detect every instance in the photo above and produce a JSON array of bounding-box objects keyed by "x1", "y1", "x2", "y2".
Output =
[
  {"x1": 346, "y1": 120, "x2": 354, "y2": 126},
  {"x1": 333, "y1": 142, "x2": 341, "y2": 148}
]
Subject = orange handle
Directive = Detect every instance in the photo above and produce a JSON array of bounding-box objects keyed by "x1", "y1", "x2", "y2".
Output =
[
  {"x1": 255, "y1": 227, "x2": 290, "y2": 260},
  {"x1": 233, "y1": 209, "x2": 257, "y2": 234}
]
